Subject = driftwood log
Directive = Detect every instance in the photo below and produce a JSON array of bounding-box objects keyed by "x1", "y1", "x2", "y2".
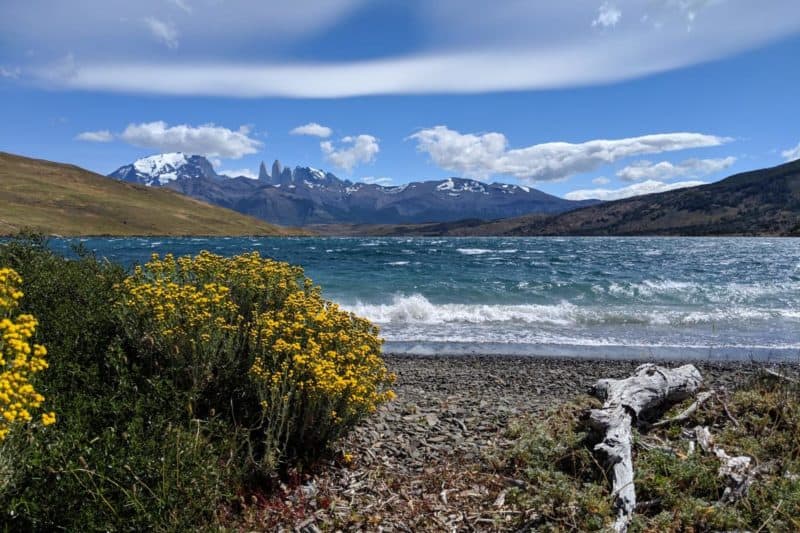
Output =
[{"x1": 589, "y1": 364, "x2": 703, "y2": 532}]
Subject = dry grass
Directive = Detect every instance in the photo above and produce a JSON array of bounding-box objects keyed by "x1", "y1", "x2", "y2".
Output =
[{"x1": 0, "y1": 152, "x2": 302, "y2": 236}]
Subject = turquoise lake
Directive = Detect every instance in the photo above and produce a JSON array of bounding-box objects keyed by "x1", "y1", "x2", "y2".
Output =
[{"x1": 46, "y1": 236, "x2": 800, "y2": 362}]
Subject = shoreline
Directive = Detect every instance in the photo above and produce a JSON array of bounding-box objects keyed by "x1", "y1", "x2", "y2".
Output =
[
  {"x1": 258, "y1": 353, "x2": 776, "y2": 530},
  {"x1": 383, "y1": 347, "x2": 800, "y2": 363}
]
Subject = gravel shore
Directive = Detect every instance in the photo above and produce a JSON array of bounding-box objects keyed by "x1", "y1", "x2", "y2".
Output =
[{"x1": 258, "y1": 355, "x2": 777, "y2": 531}]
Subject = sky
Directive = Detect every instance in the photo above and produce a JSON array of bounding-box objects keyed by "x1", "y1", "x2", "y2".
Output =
[{"x1": 1, "y1": 0, "x2": 799, "y2": 200}]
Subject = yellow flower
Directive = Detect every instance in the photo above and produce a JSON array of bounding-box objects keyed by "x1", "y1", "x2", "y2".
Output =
[
  {"x1": 0, "y1": 269, "x2": 53, "y2": 440},
  {"x1": 115, "y1": 251, "x2": 395, "y2": 465}
]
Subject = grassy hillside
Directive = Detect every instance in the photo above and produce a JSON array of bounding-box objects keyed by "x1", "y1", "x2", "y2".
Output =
[
  {"x1": 484, "y1": 159, "x2": 800, "y2": 236},
  {"x1": 0, "y1": 152, "x2": 299, "y2": 236}
]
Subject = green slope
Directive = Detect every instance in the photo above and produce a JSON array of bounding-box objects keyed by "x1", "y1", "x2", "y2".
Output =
[{"x1": 0, "y1": 152, "x2": 300, "y2": 236}]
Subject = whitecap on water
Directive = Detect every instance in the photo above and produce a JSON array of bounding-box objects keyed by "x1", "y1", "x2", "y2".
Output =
[{"x1": 457, "y1": 248, "x2": 493, "y2": 255}]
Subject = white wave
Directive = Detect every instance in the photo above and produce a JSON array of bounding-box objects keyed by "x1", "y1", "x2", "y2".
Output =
[
  {"x1": 457, "y1": 248, "x2": 493, "y2": 255},
  {"x1": 342, "y1": 294, "x2": 800, "y2": 328},
  {"x1": 388, "y1": 261, "x2": 410, "y2": 266},
  {"x1": 345, "y1": 294, "x2": 578, "y2": 326},
  {"x1": 603, "y1": 279, "x2": 800, "y2": 304}
]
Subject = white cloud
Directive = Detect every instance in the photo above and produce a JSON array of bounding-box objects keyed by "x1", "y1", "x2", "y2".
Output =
[
  {"x1": 782, "y1": 142, "x2": 800, "y2": 161},
  {"x1": 75, "y1": 130, "x2": 114, "y2": 143},
  {"x1": 290, "y1": 122, "x2": 332, "y2": 138},
  {"x1": 119, "y1": 121, "x2": 262, "y2": 158},
  {"x1": 663, "y1": 0, "x2": 715, "y2": 23},
  {"x1": 143, "y1": 17, "x2": 179, "y2": 49},
  {"x1": 321, "y1": 134, "x2": 379, "y2": 172},
  {"x1": 617, "y1": 156, "x2": 735, "y2": 181},
  {"x1": 565, "y1": 179, "x2": 705, "y2": 201},
  {"x1": 169, "y1": 0, "x2": 192, "y2": 14},
  {"x1": 219, "y1": 168, "x2": 258, "y2": 180},
  {"x1": 14, "y1": 1, "x2": 799, "y2": 98},
  {"x1": 0, "y1": 66, "x2": 20, "y2": 79},
  {"x1": 1, "y1": 1, "x2": 366, "y2": 60},
  {"x1": 592, "y1": 176, "x2": 611, "y2": 185},
  {"x1": 361, "y1": 176, "x2": 393, "y2": 185},
  {"x1": 593, "y1": 3, "x2": 622, "y2": 28},
  {"x1": 410, "y1": 125, "x2": 729, "y2": 182}
]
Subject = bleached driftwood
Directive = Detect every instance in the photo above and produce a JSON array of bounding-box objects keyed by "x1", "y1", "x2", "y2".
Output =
[
  {"x1": 693, "y1": 426, "x2": 757, "y2": 503},
  {"x1": 589, "y1": 364, "x2": 703, "y2": 532},
  {"x1": 762, "y1": 367, "x2": 799, "y2": 384}
]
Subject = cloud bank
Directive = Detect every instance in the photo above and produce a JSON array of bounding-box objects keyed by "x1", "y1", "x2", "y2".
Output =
[
  {"x1": 290, "y1": 123, "x2": 333, "y2": 138},
  {"x1": 321, "y1": 134, "x2": 379, "y2": 172},
  {"x1": 410, "y1": 125, "x2": 729, "y2": 182},
  {"x1": 3, "y1": 1, "x2": 797, "y2": 97},
  {"x1": 617, "y1": 156, "x2": 735, "y2": 181},
  {"x1": 565, "y1": 179, "x2": 706, "y2": 201},
  {"x1": 75, "y1": 130, "x2": 114, "y2": 143},
  {"x1": 593, "y1": 3, "x2": 622, "y2": 28},
  {"x1": 119, "y1": 121, "x2": 262, "y2": 159},
  {"x1": 143, "y1": 18, "x2": 179, "y2": 49},
  {"x1": 219, "y1": 168, "x2": 259, "y2": 180},
  {"x1": 782, "y1": 142, "x2": 800, "y2": 161}
]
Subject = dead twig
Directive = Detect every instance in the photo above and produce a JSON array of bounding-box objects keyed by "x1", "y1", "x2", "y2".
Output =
[
  {"x1": 652, "y1": 391, "x2": 713, "y2": 428},
  {"x1": 717, "y1": 392, "x2": 740, "y2": 428}
]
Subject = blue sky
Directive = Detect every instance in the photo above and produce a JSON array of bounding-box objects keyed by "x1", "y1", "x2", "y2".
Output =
[{"x1": 1, "y1": 0, "x2": 799, "y2": 200}]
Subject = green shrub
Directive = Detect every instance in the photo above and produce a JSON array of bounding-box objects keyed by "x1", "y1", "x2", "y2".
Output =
[
  {"x1": 0, "y1": 237, "x2": 394, "y2": 530},
  {"x1": 116, "y1": 251, "x2": 395, "y2": 473},
  {"x1": 0, "y1": 236, "x2": 238, "y2": 530}
]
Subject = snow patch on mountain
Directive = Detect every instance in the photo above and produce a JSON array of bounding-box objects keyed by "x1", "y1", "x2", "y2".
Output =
[
  {"x1": 436, "y1": 178, "x2": 486, "y2": 193},
  {"x1": 109, "y1": 152, "x2": 219, "y2": 186},
  {"x1": 133, "y1": 153, "x2": 190, "y2": 184}
]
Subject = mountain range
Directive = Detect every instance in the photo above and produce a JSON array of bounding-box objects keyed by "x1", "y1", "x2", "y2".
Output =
[
  {"x1": 326, "y1": 158, "x2": 800, "y2": 237},
  {"x1": 109, "y1": 153, "x2": 597, "y2": 226},
  {"x1": 4, "y1": 150, "x2": 797, "y2": 237}
]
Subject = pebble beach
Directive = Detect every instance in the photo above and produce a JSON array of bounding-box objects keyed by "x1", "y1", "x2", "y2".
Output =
[{"x1": 255, "y1": 354, "x2": 766, "y2": 531}]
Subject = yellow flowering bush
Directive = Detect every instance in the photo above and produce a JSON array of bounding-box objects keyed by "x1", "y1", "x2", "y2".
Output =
[
  {"x1": 117, "y1": 255, "x2": 242, "y2": 397},
  {"x1": 250, "y1": 289, "x2": 395, "y2": 466},
  {"x1": 0, "y1": 268, "x2": 54, "y2": 441},
  {"x1": 116, "y1": 252, "x2": 394, "y2": 470}
]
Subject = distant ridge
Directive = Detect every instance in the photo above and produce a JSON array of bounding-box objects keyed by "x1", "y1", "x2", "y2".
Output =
[
  {"x1": 331, "y1": 159, "x2": 800, "y2": 237},
  {"x1": 0, "y1": 152, "x2": 298, "y2": 236},
  {"x1": 491, "y1": 158, "x2": 800, "y2": 236},
  {"x1": 109, "y1": 154, "x2": 597, "y2": 226}
]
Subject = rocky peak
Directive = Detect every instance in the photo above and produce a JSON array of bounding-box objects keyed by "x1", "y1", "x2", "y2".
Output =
[
  {"x1": 271, "y1": 160, "x2": 282, "y2": 182},
  {"x1": 258, "y1": 161, "x2": 269, "y2": 181}
]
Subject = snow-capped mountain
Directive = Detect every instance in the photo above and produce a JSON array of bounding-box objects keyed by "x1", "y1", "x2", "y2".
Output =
[
  {"x1": 109, "y1": 154, "x2": 597, "y2": 226},
  {"x1": 109, "y1": 153, "x2": 219, "y2": 186}
]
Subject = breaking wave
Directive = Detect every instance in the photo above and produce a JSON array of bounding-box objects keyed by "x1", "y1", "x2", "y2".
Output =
[{"x1": 343, "y1": 294, "x2": 800, "y2": 327}]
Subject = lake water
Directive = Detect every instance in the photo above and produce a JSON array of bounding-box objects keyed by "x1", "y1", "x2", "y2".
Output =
[{"x1": 46, "y1": 236, "x2": 800, "y2": 362}]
